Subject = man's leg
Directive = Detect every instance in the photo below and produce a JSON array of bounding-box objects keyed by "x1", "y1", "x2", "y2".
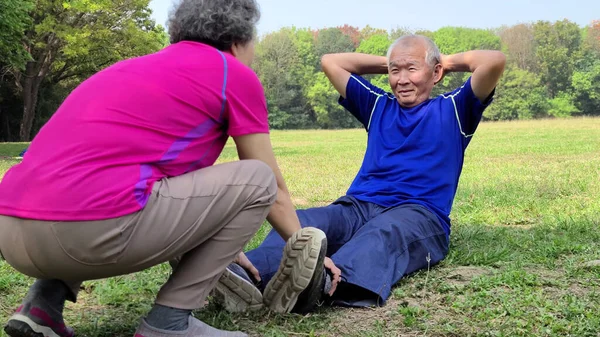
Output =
[
  {"x1": 247, "y1": 196, "x2": 372, "y2": 284},
  {"x1": 0, "y1": 159, "x2": 277, "y2": 337},
  {"x1": 214, "y1": 196, "x2": 378, "y2": 313},
  {"x1": 328, "y1": 204, "x2": 450, "y2": 307}
]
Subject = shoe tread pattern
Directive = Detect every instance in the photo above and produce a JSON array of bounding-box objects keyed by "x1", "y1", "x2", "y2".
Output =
[{"x1": 263, "y1": 227, "x2": 326, "y2": 313}]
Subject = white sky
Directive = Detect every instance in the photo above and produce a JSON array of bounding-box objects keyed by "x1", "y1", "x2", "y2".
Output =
[{"x1": 149, "y1": 0, "x2": 599, "y2": 36}]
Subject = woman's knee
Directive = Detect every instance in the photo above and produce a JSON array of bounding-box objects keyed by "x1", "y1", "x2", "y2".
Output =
[{"x1": 238, "y1": 159, "x2": 277, "y2": 203}]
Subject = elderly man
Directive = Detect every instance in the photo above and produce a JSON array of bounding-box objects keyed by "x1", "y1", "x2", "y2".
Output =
[{"x1": 213, "y1": 34, "x2": 506, "y2": 314}]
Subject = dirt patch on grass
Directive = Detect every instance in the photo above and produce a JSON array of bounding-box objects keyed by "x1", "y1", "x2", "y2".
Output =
[
  {"x1": 445, "y1": 266, "x2": 493, "y2": 286},
  {"x1": 317, "y1": 268, "x2": 481, "y2": 336},
  {"x1": 486, "y1": 221, "x2": 536, "y2": 229},
  {"x1": 566, "y1": 283, "x2": 590, "y2": 297},
  {"x1": 320, "y1": 301, "x2": 424, "y2": 337},
  {"x1": 522, "y1": 265, "x2": 594, "y2": 300}
]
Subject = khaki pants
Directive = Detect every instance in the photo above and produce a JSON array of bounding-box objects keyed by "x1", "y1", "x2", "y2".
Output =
[{"x1": 0, "y1": 160, "x2": 277, "y2": 310}]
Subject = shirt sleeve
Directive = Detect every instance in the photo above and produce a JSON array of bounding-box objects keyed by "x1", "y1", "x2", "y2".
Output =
[
  {"x1": 338, "y1": 74, "x2": 387, "y2": 130},
  {"x1": 448, "y1": 76, "x2": 495, "y2": 137},
  {"x1": 224, "y1": 62, "x2": 270, "y2": 137}
]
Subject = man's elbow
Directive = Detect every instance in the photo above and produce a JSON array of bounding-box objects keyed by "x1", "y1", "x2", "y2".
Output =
[
  {"x1": 490, "y1": 51, "x2": 507, "y2": 72},
  {"x1": 320, "y1": 54, "x2": 335, "y2": 72}
]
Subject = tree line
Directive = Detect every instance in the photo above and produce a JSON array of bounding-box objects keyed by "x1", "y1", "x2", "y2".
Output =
[{"x1": 1, "y1": 1, "x2": 599, "y2": 141}]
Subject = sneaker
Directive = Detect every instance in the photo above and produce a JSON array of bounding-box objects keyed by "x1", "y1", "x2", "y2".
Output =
[
  {"x1": 134, "y1": 314, "x2": 247, "y2": 337},
  {"x1": 262, "y1": 227, "x2": 328, "y2": 314},
  {"x1": 212, "y1": 263, "x2": 263, "y2": 312},
  {"x1": 293, "y1": 267, "x2": 333, "y2": 314},
  {"x1": 4, "y1": 303, "x2": 74, "y2": 337}
]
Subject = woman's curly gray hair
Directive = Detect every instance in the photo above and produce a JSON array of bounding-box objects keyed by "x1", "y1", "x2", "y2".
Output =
[{"x1": 168, "y1": 0, "x2": 260, "y2": 50}]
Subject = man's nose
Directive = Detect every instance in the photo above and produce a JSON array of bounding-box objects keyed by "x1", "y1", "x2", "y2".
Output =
[{"x1": 397, "y1": 71, "x2": 410, "y2": 84}]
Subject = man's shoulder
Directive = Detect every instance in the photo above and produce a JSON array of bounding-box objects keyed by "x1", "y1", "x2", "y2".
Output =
[
  {"x1": 437, "y1": 77, "x2": 473, "y2": 98},
  {"x1": 347, "y1": 74, "x2": 394, "y2": 98},
  {"x1": 424, "y1": 93, "x2": 464, "y2": 119}
]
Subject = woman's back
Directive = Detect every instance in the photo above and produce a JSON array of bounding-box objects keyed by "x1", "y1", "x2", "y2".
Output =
[{"x1": 0, "y1": 41, "x2": 269, "y2": 221}]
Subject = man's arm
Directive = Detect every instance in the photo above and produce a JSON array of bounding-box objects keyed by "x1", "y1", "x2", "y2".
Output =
[
  {"x1": 321, "y1": 53, "x2": 388, "y2": 98},
  {"x1": 321, "y1": 53, "x2": 389, "y2": 129},
  {"x1": 441, "y1": 50, "x2": 506, "y2": 102}
]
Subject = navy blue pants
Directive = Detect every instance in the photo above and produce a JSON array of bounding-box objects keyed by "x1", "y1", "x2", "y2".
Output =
[{"x1": 246, "y1": 196, "x2": 450, "y2": 307}]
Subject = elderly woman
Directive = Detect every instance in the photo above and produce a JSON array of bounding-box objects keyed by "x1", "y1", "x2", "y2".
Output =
[{"x1": 0, "y1": 1, "x2": 327, "y2": 337}]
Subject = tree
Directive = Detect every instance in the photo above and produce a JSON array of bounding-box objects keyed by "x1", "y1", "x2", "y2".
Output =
[
  {"x1": 313, "y1": 27, "x2": 356, "y2": 67},
  {"x1": 0, "y1": 0, "x2": 33, "y2": 70},
  {"x1": 357, "y1": 34, "x2": 392, "y2": 56},
  {"x1": 548, "y1": 93, "x2": 579, "y2": 117},
  {"x1": 0, "y1": 0, "x2": 34, "y2": 141},
  {"x1": 361, "y1": 25, "x2": 389, "y2": 40},
  {"x1": 483, "y1": 64, "x2": 548, "y2": 120},
  {"x1": 433, "y1": 26, "x2": 502, "y2": 54},
  {"x1": 499, "y1": 23, "x2": 536, "y2": 71},
  {"x1": 389, "y1": 26, "x2": 412, "y2": 40},
  {"x1": 307, "y1": 72, "x2": 361, "y2": 129},
  {"x1": 356, "y1": 34, "x2": 391, "y2": 91},
  {"x1": 588, "y1": 20, "x2": 600, "y2": 55},
  {"x1": 572, "y1": 61, "x2": 600, "y2": 115},
  {"x1": 338, "y1": 24, "x2": 362, "y2": 48},
  {"x1": 533, "y1": 19, "x2": 581, "y2": 98},
  {"x1": 10, "y1": 0, "x2": 167, "y2": 141},
  {"x1": 254, "y1": 29, "x2": 315, "y2": 129},
  {"x1": 431, "y1": 27, "x2": 502, "y2": 96},
  {"x1": 579, "y1": 21, "x2": 600, "y2": 70}
]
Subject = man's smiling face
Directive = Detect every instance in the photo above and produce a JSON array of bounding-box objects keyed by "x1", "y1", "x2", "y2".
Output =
[{"x1": 388, "y1": 38, "x2": 441, "y2": 108}]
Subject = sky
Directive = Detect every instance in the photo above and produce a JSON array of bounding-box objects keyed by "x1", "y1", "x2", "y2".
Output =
[{"x1": 149, "y1": 0, "x2": 599, "y2": 36}]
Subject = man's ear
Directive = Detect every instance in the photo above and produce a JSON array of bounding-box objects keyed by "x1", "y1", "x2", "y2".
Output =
[{"x1": 433, "y1": 63, "x2": 444, "y2": 85}]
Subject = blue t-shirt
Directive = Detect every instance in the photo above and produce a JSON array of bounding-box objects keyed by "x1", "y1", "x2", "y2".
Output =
[{"x1": 339, "y1": 74, "x2": 493, "y2": 235}]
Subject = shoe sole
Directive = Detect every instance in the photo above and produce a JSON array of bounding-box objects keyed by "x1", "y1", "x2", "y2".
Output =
[
  {"x1": 263, "y1": 227, "x2": 327, "y2": 314},
  {"x1": 4, "y1": 315, "x2": 59, "y2": 337},
  {"x1": 212, "y1": 268, "x2": 263, "y2": 312}
]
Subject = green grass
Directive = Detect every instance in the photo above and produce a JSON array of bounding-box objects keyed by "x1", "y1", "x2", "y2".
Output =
[
  {"x1": 1, "y1": 118, "x2": 600, "y2": 336},
  {"x1": 0, "y1": 143, "x2": 26, "y2": 181}
]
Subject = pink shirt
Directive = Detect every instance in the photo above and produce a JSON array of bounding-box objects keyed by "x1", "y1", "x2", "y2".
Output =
[{"x1": 0, "y1": 41, "x2": 270, "y2": 221}]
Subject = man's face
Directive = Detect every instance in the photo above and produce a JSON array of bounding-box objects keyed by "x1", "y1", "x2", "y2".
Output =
[{"x1": 387, "y1": 41, "x2": 440, "y2": 108}]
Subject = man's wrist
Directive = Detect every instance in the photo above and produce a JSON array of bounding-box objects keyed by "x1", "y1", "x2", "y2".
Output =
[
  {"x1": 441, "y1": 54, "x2": 457, "y2": 73},
  {"x1": 379, "y1": 56, "x2": 388, "y2": 74},
  {"x1": 353, "y1": 54, "x2": 389, "y2": 75}
]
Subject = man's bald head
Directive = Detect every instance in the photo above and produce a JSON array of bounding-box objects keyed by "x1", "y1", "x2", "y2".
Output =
[{"x1": 386, "y1": 35, "x2": 441, "y2": 70}]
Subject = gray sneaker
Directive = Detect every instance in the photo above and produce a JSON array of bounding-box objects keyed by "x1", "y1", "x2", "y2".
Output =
[
  {"x1": 212, "y1": 263, "x2": 263, "y2": 312},
  {"x1": 263, "y1": 227, "x2": 328, "y2": 314},
  {"x1": 4, "y1": 302, "x2": 74, "y2": 337},
  {"x1": 134, "y1": 315, "x2": 247, "y2": 337}
]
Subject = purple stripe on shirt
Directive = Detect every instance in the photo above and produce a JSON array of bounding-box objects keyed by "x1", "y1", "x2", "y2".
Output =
[
  {"x1": 158, "y1": 118, "x2": 217, "y2": 164},
  {"x1": 134, "y1": 50, "x2": 228, "y2": 208},
  {"x1": 134, "y1": 164, "x2": 153, "y2": 207},
  {"x1": 134, "y1": 119, "x2": 217, "y2": 207}
]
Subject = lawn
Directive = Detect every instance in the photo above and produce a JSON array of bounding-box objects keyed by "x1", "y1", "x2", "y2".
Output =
[{"x1": 1, "y1": 118, "x2": 599, "y2": 337}]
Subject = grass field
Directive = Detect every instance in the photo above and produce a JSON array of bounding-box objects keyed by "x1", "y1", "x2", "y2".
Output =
[{"x1": 1, "y1": 118, "x2": 600, "y2": 336}]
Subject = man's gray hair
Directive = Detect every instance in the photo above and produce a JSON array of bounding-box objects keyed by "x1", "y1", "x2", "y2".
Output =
[
  {"x1": 386, "y1": 34, "x2": 441, "y2": 69},
  {"x1": 168, "y1": 0, "x2": 260, "y2": 50}
]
